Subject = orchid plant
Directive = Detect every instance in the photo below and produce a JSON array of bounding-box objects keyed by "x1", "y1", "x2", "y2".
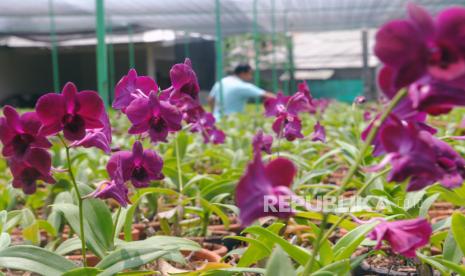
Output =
[{"x1": 2, "y1": 3, "x2": 465, "y2": 276}]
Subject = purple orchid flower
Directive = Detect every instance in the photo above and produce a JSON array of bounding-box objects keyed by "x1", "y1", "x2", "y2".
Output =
[
  {"x1": 113, "y1": 69, "x2": 158, "y2": 112},
  {"x1": 368, "y1": 218, "x2": 432, "y2": 258},
  {"x1": 408, "y1": 76, "x2": 465, "y2": 116},
  {"x1": 236, "y1": 149, "x2": 296, "y2": 226},
  {"x1": 375, "y1": 4, "x2": 465, "y2": 88},
  {"x1": 125, "y1": 91, "x2": 182, "y2": 143},
  {"x1": 92, "y1": 156, "x2": 130, "y2": 207},
  {"x1": 297, "y1": 81, "x2": 312, "y2": 103},
  {"x1": 363, "y1": 66, "x2": 436, "y2": 156},
  {"x1": 189, "y1": 107, "x2": 225, "y2": 144},
  {"x1": 204, "y1": 127, "x2": 226, "y2": 144},
  {"x1": 160, "y1": 58, "x2": 201, "y2": 111},
  {"x1": 0, "y1": 106, "x2": 51, "y2": 159},
  {"x1": 363, "y1": 111, "x2": 372, "y2": 122},
  {"x1": 311, "y1": 121, "x2": 326, "y2": 143},
  {"x1": 370, "y1": 117, "x2": 465, "y2": 191},
  {"x1": 252, "y1": 130, "x2": 273, "y2": 154},
  {"x1": 107, "y1": 141, "x2": 164, "y2": 188},
  {"x1": 9, "y1": 148, "x2": 55, "y2": 194},
  {"x1": 35, "y1": 82, "x2": 104, "y2": 141},
  {"x1": 70, "y1": 110, "x2": 112, "y2": 153},
  {"x1": 272, "y1": 114, "x2": 304, "y2": 141},
  {"x1": 264, "y1": 92, "x2": 311, "y2": 117},
  {"x1": 354, "y1": 96, "x2": 367, "y2": 105}
]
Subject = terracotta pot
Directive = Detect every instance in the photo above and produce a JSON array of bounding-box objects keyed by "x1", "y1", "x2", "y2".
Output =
[
  {"x1": 185, "y1": 239, "x2": 228, "y2": 257},
  {"x1": 431, "y1": 202, "x2": 454, "y2": 210},
  {"x1": 181, "y1": 244, "x2": 223, "y2": 263},
  {"x1": 431, "y1": 215, "x2": 449, "y2": 225},
  {"x1": 208, "y1": 223, "x2": 243, "y2": 234},
  {"x1": 149, "y1": 221, "x2": 161, "y2": 231},
  {"x1": 132, "y1": 223, "x2": 147, "y2": 239},
  {"x1": 118, "y1": 229, "x2": 140, "y2": 241},
  {"x1": 428, "y1": 210, "x2": 453, "y2": 219},
  {"x1": 66, "y1": 254, "x2": 100, "y2": 267}
]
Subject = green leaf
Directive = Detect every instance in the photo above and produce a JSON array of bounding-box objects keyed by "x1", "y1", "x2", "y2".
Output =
[
  {"x1": 443, "y1": 229, "x2": 463, "y2": 263},
  {"x1": 333, "y1": 222, "x2": 377, "y2": 260},
  {"x1": 312, "y1": 148, "x2": 341, "y2": 169},
  {"x1": 96, "y1": 248, "x2": 170, "y2": 276},
  {"x1": 429, "y1": 185, "x2": 465, "y2": 207},
  {"x1": 243, "y1": 226, "x2": 311, "y2": 266},
  {"x1": 62, "y1": 267, "x2": 102, "y2": 276},
  {"x1": 313, "y1": 259, "x2": 351, "y2": 275},
  {"x1": 403, "y1": 190, "x2": 425, "y2": 210},
  {"x1": 22, "y1": 222, "x2": 39, "y2": 245},
  {"x1": 0, "y1": 245, "x2": 77, "y2": 276},
  {"x1": 97, "y1": 236, "x2": 198, "y2": 276},
  {"x1": 0, "y1": 233, "x2": 10, "y2": 250},
  {"x1": 265, "y1": 246, "x2": 296, "y2": 276},
  {"x1": 419, "y1": 193, "x2": 439, "y2": 217},
  {"x1": 238, "y1": 223, "x2": 284, "y2": 267},
  {"x1": 451, "y1": 212, "x2": 465, "y2": 256},
  {"x1": 174, "y1": 131, "x2": 189, "y2": 161},
  {"x1": 54, "y1": 200, "x2": 113, "y2": 258},
  {"x1": 428, "y1": 256, "x2": 465, "y2": 274},
  {"x1": 202, "y1": 267, "x2": 266, "y2": 276},
  {"x1": 0, "y1": 211, "x2": 7, "y2": 232},
  {"x1": 224, "y1": 236, "x2": 271, "y2": 255},
  {"x1": 200, "y1": 198, "x2": 229, "y2": 229},
  {"x1": 295, "y1": 212, "x2": 357, "y2": 230},
  {"x1": 37, "y1": 219, "x2": 57, "y2": 237},
  {"x1": 417, "y1": 252, "x2": 465, "y2": 275},
  {"x1": 55, "y1": 237, "x2": 82, "y2": 256},
  {"x1": 123, "y1": 187, "x2": 178, "y2": 241}
]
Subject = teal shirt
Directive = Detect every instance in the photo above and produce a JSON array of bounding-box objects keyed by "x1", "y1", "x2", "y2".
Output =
[{"x1": 209, "y1": 76, "x2": 265, "y2": 119}]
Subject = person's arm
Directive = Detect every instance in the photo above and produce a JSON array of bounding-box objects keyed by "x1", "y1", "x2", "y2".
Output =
[
  {"x1": 263, "y1": 91, "x2": 275, "y2": 99},
  {"x1": 241, "y1": 83, "x2": 275, "y2": 99}
]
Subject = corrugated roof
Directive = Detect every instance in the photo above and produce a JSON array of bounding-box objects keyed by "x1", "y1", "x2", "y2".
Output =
[{"x1": 0, "y1": 0, "x2": 462, "y2": 40}]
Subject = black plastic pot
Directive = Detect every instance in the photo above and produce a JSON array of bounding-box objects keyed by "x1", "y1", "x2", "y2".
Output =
[{"x1": 352, "y1": 261, "x2": 438, "y2": 276}]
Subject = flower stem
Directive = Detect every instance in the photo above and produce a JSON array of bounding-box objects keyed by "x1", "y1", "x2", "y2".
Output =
[
  {"x1": 112, "y1": 207, "x2": 122, "y2": 241},
  {"x1": 174, "y1": 133, "x2": 184, "y2": 236},
  {"x1": 175, "y1": 134, "x2": 184, "y2": 193},
  {"x1": 301, "y1": 89, "x2": 407, "y2": 276},
  {"x1": 60, "y1": 136, "x2": 87, "y2": 267},
  {"x1": 333, "y1": 88, "x2": 408, "y2": 198},
  {"x1": 302, "y1": 214, "x2": 327, "y2": 275}
]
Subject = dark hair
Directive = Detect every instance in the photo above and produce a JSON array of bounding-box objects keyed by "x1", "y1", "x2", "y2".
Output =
[{"x1": 234, "y1": 64, "x2": 252, "y2": 75}]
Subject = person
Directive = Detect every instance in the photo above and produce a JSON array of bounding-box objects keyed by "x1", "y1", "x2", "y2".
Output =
[{"x1": 208, "y1": 64, "x2": 274, "y2": 119}]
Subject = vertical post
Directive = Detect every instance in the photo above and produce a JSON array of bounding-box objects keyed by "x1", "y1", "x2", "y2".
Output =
[
  {"x1": 96, "y1": 0, "x2": 109, "y2": 108},
  {"x1": 361, "y1": 29, "x2": 372, "y2": 99},
  {"x1": 146, "y1": 44, "x2": 156, "y2": 79},
  {"x1": 253, "y1": 0, "x2": 260, "y2": 111},
  {"x1": 271, "y1": 0, "x2": 278, "y2": 92},
  {"x1": 215, "y1": 0, "x2": 224, "y2": 117},
  {"x1": 283, "y1": 11, "x2": 289, "y2": 95},
  {"x1": 184, "y1": 32, "x2": 190, "y2": 58},
  {"x1": 107, "y1": 17, "x2": 115, "y2": 103},
  {"x1": 287, "y1": 34, "x2": 296, "y2": 93},
  {"x1": 128, "y1": 25, "x2": 135, "y2": 69},
  {"x1": 48, "y1": 0, "x2": 60, "y2": 92}
]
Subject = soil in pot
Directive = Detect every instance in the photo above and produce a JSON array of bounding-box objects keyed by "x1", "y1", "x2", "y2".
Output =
[
  {"x1": 204, "y1": 230, "x2": 241, "y2": 251},
  {"x1": 352, "y1": 248, "x2": 439, "y2": 276}
]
